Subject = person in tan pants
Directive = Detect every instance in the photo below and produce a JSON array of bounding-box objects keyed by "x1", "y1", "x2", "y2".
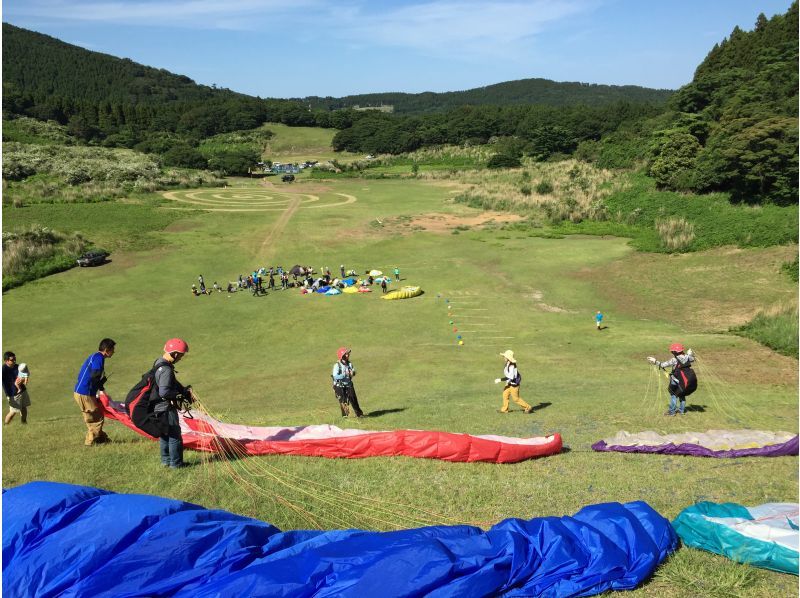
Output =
[
  {"x1": 495, "y1": 350, "x2": 533, "y2": 414},
  {"x1": 73, "y1": 338, "x2": 115, "y2": 445}
]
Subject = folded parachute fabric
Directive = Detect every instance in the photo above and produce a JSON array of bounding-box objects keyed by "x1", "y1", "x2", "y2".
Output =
[
  {"x1": 3, "y1": 481, "x2": 678, "y2": 597},
  {"x1": 673, "y1": 502, "x2": 799, "y2": 575},
  {"x1": 342, "y1": 286, "x2": 359, "y2": 294},
  {"x1": 382, "y1": 285, "x2": 423, "y2": 300},
  {"x1": 592, "y1": 430, "x2": 799, "y2": 458},
  {"x1": 324, "y1": 288, "x2": 342, "y2": 295},
  {"x1": 369, "y1": 269, "x2": 382, "y2": 276},
  {"x1": 97, "y1": 393, "x2": 561, "y2": 463}
]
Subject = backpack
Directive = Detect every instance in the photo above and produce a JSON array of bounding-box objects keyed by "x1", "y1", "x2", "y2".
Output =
[
  {"x1": 124, "y1": 364, "x2": 169, "y2": 438},
  {"x1": 669, "y1": 362, "x2": 697, "y2": 398}
]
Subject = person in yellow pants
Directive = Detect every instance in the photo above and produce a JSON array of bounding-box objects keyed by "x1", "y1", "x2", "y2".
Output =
[{"x1": 495, "y1": 350, "x2": 533, "y2": 413}]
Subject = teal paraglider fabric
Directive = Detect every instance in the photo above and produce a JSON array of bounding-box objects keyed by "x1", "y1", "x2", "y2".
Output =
[
  {"x1": 3, "y1": 482, "x2": 678, "y2": 597},
  {"x1": 673, "y1": 502, "x2": 799, "y2": 575}
]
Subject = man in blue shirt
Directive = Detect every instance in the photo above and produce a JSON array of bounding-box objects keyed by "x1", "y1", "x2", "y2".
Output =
[{"x1": 73, "y1": 338, "x2": 115, "y2": 445}]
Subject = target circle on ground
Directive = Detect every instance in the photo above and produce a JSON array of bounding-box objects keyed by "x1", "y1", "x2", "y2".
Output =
[{"x1": 162, "y1": 188, "x2": 356, "y2": 211}]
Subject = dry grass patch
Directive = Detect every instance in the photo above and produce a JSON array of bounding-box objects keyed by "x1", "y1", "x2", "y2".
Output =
[{"x1": 577, "y1": 245, "x2": 798, "y2": 333}]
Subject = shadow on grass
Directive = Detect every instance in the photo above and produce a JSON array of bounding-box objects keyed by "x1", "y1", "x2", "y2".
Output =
[
  {"x1": 684, "y1": 404, "x2": 707, "y2": 412},
  {"x1": 366, "y1": 408, "x2": 407, "y2": 418},
  {"x1": 532, "y1": 402, "x2": 552, "y2": 411}
]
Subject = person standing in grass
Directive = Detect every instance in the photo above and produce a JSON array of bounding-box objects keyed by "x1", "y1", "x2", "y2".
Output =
[
  {"x1": 495, "y1": 350, "x2": 533, "y2": 414},
  {"x1": 332, "y1": 347, "x2": 364, "y2": 418},
  {"x1": 394, "y1": 266, "x2": 400, "y2": 281},
  {"x1": 73, "y1": 338, "x2": 115, "y2": 445},
  {"x1": 6, "y1": 363, "x2": 31, "y2": 424},
  {"x1": 648, "y1": 343, "x2": 696, "y2": 416},
  {"x1": 151, "y1": 338, "x2": 193, "y2": 469},
  {"x1": 3, "y1": 352, "x2": 23, "y2": 425},
  {"x1": 595, "y1": 311, "x2": 604, "y2": 331}
]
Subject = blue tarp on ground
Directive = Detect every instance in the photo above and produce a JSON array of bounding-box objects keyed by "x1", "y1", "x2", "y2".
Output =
[{"x1": 3, "y1": 482, "x2": 678, "y2": 597}]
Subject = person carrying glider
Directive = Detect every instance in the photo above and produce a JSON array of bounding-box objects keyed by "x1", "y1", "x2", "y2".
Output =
[
  {"x1": 495, "y1": 350, "x2": 533, "y2": 414},
  {"x1": 73, "y1": 338, "x2": 115, "y2": 445},
  {"x1": 647, "y1": 343, "x2": 696, "y2": 416},
  {"x1": 151, "y1": 338, "x2": 194, "y2": 468},
  {"x1": 332, "y1": 347, "x2": 364, "y2": 418}
]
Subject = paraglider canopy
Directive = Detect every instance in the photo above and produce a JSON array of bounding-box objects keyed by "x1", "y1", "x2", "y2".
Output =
[{"x1": 289, "y1": 265, "x2": 306, "y2": 277}]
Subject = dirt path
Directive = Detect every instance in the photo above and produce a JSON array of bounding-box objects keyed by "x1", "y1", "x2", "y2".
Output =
[{"x1": 259, "y1": 195, "x2": 302, "y2": 258}]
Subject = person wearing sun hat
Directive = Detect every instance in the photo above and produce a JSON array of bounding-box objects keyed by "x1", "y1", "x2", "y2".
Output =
[{"x1": 495, "y1": 350, "x2": 533, "y2": 414}]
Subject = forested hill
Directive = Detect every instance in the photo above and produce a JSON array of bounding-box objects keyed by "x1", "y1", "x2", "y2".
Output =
[
  {"x1": 301, "y1": 78, "x2": 673, "y2": 114},
  {"x1": 647, "y1": 2, "x2": 798, "y2": 204},
  {"x1": 1, "y1": 23, "x2": 306, "y2": 140},
  {"x1": 2, "y1": 23, "x2": 223, "y2": 105}
]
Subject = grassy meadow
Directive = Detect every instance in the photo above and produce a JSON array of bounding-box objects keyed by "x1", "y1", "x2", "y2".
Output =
[{"x1": 2, "y1": 173, "x2": 798, "y2": 596}]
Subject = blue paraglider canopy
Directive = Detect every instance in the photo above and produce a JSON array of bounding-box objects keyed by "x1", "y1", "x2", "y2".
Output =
[{"x1": 3, "y1": 481, "x2": 678, "y2": 597}]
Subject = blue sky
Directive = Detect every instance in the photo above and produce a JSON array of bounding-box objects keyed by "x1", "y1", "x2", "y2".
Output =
[{"x1": 2, "y1": 1, "x2": 793, "y2": 98}]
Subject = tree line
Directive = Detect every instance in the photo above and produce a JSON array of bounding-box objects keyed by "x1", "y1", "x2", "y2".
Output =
[{"x1": 3, "y1": 3, "x2": 797, "y2": 204}]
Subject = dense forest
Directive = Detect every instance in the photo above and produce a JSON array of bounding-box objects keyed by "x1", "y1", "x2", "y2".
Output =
[
  {"x1": 300, "y1": 78, "x2": 672, "y2": 114},
  {"x1": 647, "y1": 3, "x2": 798, "y2": 204}
]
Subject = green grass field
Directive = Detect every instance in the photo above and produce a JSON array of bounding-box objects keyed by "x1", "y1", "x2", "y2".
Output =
[
  {"x1": 3, "y1": 176, "x2": 797, "y2": 596},
  {"x1": 260, "y1": 122, "x2": 359, "y2": 163}
]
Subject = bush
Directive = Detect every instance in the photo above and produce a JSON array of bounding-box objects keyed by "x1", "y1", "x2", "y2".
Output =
[
  {"x1": 163, "y1": 145, "x2": 208, "y2": 169},
  {"x1": 655, "y1": 217, "x2": 695, "y2": 251},
  {"x1": 781, "y1": 258, "x2": 798, "y2": 282},
  {"x1": 487, "y1": 153, "x2": 521, "y2": 169},
  {"x1": 2, "y1": 225, "x2": 89, "y2": 290},
  {"x1": 535, "y1": 180, "x2": 554, "y2": 194},
  {"x1": 732, "y1": 306, "x2": 799, "y2": 358}
]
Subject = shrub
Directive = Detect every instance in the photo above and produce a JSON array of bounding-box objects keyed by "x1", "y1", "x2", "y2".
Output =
[
  {"x1": 535, "y1": 180, "x2": 554, "y2": 194},
  {"x1": 487, "y1": 153, "x2": 521, "y2": 169},
  {"x1": 655, "y1": 217, "x2": 695, "y2": 251},
  {"x1": 733, "y1": 305, "x2": 799, "y2": 358},
  {"x1": 781, "y1": 258, "x2": 798, "y2": 282},
  {"x1": 2, "y1": 225, "x2": 89, "y2": 290}
]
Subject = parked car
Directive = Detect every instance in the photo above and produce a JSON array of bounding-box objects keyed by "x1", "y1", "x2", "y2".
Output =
[
  {"x1": 77, "y1": 250, "x2": 109, "y2": 267},
  {"x1": 282, "y1": 174, "x2": 295, "y2": 182}
]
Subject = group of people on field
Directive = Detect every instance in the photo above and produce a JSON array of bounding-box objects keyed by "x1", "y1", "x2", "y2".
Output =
[{"x1": 191, "y1": 265, "x2": 402, "y2": 297}]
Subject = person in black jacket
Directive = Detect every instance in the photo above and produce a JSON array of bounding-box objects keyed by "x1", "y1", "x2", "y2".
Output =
[{"x1": 152, "y1": 338, "x2": 194, "y2": 468}]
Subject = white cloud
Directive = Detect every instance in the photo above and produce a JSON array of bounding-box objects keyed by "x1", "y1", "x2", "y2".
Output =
[
  {"x1": 3, "y1": 0, "x2": 323, "y2": 29},
  {"x1": 333, "y1": 1, "x2": 595, "y2": 60}
]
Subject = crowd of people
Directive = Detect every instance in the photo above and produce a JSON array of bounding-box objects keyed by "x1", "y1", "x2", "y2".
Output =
[{"x1": 191, "y1": 264, "x2": 402, "y2": 297}]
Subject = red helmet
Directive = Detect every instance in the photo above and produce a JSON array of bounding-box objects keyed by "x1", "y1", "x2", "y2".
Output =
[
  {"x1": 669, "y1": 343, "x2": 684, "y2": 353},
  {"x1": 164, "y1": 338, "x2": 189, "y2": 354},
  {"x1": 337, "y1": 347, "x2": 351, "y2": 360}
]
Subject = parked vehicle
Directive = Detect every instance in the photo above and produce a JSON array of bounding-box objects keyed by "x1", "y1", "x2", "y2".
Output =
[
  {"x1": 77, "y1": 250, "x2": 109, "y2": 267},
  {"x1": 282, "y1": 174, "x2": 295, "y2": 182}
]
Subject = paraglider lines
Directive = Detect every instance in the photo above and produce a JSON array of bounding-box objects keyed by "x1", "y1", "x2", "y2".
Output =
[{"x1": 186, "y1": 392, "x2": 481, "y2": 531}]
